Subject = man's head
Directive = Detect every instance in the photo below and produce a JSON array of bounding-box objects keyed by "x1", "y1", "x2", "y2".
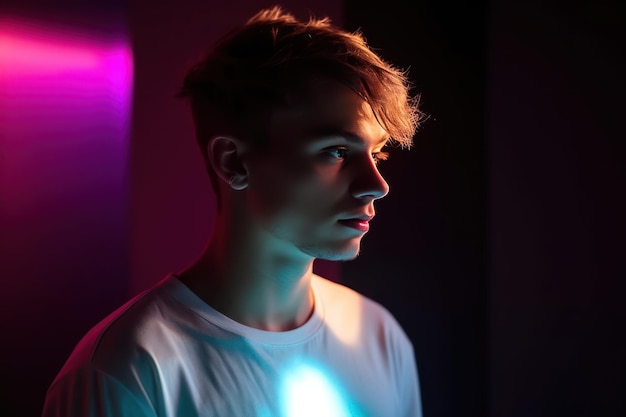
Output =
[{"x1": 179, "y1": 6, "x2": 422, "y2": 203}]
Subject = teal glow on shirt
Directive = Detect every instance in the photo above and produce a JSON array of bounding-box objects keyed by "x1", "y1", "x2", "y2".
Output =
[{"x1": 279, "y1": 361, "x2": 358, "y2": 417}]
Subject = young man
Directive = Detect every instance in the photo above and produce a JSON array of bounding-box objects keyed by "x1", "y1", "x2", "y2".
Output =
[{"x1": 43, "y1": 6, "x2": 423, "y2": 417}]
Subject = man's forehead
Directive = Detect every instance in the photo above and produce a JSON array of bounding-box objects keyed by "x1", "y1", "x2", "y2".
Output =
[
  {"x1": 282, "y1": 81, "x2": 365, "y2": 114},
  {"x1": 269, "y1": 82, "x2": 382, "y2": 142}
]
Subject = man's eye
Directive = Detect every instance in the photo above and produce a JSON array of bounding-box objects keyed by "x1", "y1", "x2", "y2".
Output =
[{"x1": 326, "y1": 148, "x2": 348, "y2": 159}]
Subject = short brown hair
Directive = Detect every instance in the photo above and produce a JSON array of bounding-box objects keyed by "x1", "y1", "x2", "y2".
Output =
[{"x1": 179, "y1": 6, "x2": 422, "y2": 193}]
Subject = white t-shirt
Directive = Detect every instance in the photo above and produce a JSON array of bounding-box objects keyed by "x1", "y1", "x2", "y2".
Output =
[{"x1": 43, "y1": 274, "x2": 422, "y2": 417}]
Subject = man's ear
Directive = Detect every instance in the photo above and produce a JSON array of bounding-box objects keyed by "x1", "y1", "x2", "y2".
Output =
[{"x1": 207, "y1": 136, "x2": 249, "y2": 191}]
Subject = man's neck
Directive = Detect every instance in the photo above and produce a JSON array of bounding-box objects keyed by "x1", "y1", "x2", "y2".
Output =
[{"x1": 178, "y1": 229, "x2": 316, "y2": 332}]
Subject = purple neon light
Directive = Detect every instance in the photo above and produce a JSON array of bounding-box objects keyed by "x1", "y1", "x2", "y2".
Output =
[{"x1": 0, "y1": 16, "x2": 133, "y2": 218}]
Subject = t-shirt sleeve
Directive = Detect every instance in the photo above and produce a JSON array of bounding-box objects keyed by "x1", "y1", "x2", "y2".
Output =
[
  {"x1": 400, "y1": 342, "x2": 423, "y2": 417},
  {"x1": 42, "y1": 366, "x2": 157, "y2": 417}
]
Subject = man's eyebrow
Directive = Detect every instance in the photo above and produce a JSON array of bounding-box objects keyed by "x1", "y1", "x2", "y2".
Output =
[{"x1": 309, "y1": 128, "x2": 390, "y2": 146}]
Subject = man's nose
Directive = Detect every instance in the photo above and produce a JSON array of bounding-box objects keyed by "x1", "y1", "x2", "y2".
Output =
[{"x1": 350, "y1": 157, "x2": 390, "y2": 200}]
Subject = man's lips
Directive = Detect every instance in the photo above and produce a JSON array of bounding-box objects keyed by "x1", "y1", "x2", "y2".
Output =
[{"x1": 337, "y1": 215, "x2": 373, "y2": 232}]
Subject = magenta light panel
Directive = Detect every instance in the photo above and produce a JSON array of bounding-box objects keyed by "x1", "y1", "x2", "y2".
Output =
[{"x1": 0, "y1": 14, "x2": 133, "y2": 297}]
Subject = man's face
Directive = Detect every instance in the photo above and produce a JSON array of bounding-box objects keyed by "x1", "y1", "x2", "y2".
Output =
[{"x1": 243, "y1": 82, "x2": 390, "y2": 261}]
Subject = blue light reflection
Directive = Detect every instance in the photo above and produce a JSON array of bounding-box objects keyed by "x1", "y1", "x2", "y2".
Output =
[{"x1": 279, "y1": 361, "x2": 355, "y2": 417}]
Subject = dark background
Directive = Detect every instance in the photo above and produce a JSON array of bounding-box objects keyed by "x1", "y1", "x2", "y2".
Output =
[
  {"x1": 1, "y1": 0, "x2": 624, "y2": 416},
  {"x1": 343, "y1": 1, "x2": 489, "y2": 415}
]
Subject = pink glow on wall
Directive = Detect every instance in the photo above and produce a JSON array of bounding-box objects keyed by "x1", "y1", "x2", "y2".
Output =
[
  {"x1": 0, "y1": 16, "x2": 133, "y2": 219},
  {"x1": 0, "y1": 15, "x2": 133, "y2": 303},
  {"x1": 0, "y1": 12, "x2": 133, "y2": 415},
  {"x1": 0, "y1": 33, "x2": 100, "y2": 73}
]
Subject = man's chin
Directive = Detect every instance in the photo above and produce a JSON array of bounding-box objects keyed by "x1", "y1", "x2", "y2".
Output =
[{"x1": 302, "y1": 242, "x2": 362, "y2": 262}]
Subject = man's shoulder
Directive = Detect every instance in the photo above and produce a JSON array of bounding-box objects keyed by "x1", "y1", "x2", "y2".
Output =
[
  {"x1": 311, "y1": 274, "x2": 415, "y2": 367},
  {"x1": 312, "y1": 274, "x2": 375, "y2": 306},
  {"x1": 54, "y1": 275, "x2": 179, "y2": 380},
  {"x1": 312, "y1": 275, "x2": 408, "y2": 336}
]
